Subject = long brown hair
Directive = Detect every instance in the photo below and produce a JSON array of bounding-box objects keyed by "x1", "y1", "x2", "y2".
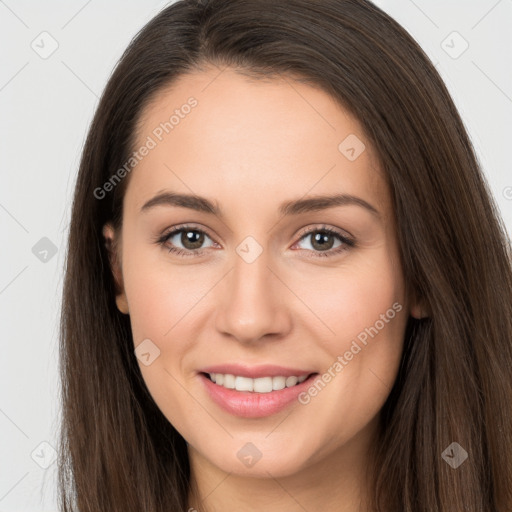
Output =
[{"x1": 58, "y1": 0, "x2": 512, "y2": 510}]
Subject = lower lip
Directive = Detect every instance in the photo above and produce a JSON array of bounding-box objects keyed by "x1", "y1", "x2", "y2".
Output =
[{"x1": 199, "y1": 372, "x2": 318, "y2": 418}]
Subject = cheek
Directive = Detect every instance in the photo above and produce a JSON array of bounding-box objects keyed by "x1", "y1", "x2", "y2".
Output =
[
  {"x1": 298, "y1": 249, "x2": 405, "y2": 346},
  {"x1": 122, "y1": 245, "x2": 212, "y2": 345},
  {"x1": 122, "y1": 249, "x2": 210, "y2": 433},
  {"x1": 289, "y1": 255, "x2": 406, "y2": 454},
  {"x1": 309, "y1": 254, "x2": 405, "y2": 400},
  {"x1": 300, "y1": 251, "x2": 406, "y2": 400}
]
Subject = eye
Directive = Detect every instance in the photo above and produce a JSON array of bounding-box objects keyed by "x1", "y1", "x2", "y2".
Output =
[
  {"x1": 154, "y1": 224, "x2": 355, "y2": 259},
  {"x1": 292, "y1": 226, "x2": 355, "y2": 258},
  {"x1": 155, "y1": 224, "x2": 217, "y2": 258}
]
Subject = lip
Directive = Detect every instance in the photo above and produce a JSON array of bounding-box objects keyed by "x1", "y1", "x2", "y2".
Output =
[
  {"x1": 198, "y1": 369, "x2": 319, "y2": 418},
  {"x1": 199, "y1": 363, "x2": 314, "y2": 379}
]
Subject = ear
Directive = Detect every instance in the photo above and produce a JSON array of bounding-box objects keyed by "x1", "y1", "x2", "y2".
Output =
[
  {"x1": 102, "y1": 223, "x2": 129, "y2": 315},
  {"x1": 409, "y1": 291, "x2": 429, "y2": 319}
]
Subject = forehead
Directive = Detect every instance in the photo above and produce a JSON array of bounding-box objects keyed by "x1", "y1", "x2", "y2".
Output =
[{"x1": 126, "y1": 66, "x2": 389, "y2": 219}]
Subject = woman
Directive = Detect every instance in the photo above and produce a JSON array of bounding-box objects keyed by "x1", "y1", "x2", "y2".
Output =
[{"x1": 58, "y1": 0, "x2": 512, "y2": 510}]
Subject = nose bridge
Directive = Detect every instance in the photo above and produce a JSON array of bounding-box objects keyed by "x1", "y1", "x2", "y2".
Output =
[{"x1": 214, "y1": 240, "x2": 291, "y2": 343}]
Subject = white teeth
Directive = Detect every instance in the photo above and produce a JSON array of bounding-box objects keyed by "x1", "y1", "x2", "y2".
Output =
[
  {"x1": 207, "y1": 372, "x2": 310, "y2": 393},
  {"x1": 235, "y1": 376, "x2": 253, "y2": 392},
  {"x1": 272, "y1": 376, "x2": 286, "y2": 390},
  {"x1": 253, "y1": 377, "x2": 273, "y2": 393},
  {"x1": 223, "y1": 374, "x2": 235, "y2": 389},
  {"x1": 285, "y1": 376, "x2": 298, "y2": 387}
]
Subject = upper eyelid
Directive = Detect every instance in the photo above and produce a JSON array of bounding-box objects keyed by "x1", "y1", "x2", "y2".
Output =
[
  {"x1": 295, "y1": 224, "x2": 353, "y2": 241},
  {"x1": 163, "y1": 223, "x2": 216, "y2": 241}
]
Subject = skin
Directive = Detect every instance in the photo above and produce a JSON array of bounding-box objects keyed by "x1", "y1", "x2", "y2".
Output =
[{"x1": 103, "y1": 65, "x2": 424, "y2": 512}]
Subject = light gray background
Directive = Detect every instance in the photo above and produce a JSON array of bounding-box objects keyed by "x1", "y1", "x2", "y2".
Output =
[{"x1": 1, "y1": 1, "x2": 511, "y2": 510}]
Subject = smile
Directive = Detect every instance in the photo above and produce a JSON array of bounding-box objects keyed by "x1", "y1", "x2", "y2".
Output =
[{"x1": 198, "y1": 368, "x2": 319, "y2": 418}]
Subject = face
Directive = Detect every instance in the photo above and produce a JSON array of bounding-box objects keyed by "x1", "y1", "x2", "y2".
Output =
[{"x1": 104, "y1": 66, "x2": 421, "y2": 480}]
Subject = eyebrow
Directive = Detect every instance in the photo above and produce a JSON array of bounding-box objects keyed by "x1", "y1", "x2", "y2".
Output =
[{"x1": 140, "y1": 191, "x2": 380, "y2": 218}]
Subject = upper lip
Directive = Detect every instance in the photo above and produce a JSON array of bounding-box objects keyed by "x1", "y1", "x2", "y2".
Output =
[{"x1": 199, "y1": 363, "x2": 316, "y2": 379}]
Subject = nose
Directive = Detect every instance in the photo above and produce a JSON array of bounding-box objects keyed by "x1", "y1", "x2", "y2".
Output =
[{"x1": 214, "y1": 248, "x2": 292, "y2": 344}]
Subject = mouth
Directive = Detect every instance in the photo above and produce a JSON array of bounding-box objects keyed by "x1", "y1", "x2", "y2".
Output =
[{"x1": 198, "y1": 370, "x2": 319, "y2": 418}]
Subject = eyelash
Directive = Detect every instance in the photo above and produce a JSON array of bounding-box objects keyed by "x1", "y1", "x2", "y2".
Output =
[{"x1": 154, "y1": 223, "x2": 356, "y2": 259}]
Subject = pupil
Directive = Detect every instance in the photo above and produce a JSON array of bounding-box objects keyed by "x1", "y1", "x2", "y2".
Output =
[
  {"x1": 182, "y1": 230, "x2": 204, "y2": 249},
  {"x1": 312, "y1": 232, "x2": 333, "y2": 251}
]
